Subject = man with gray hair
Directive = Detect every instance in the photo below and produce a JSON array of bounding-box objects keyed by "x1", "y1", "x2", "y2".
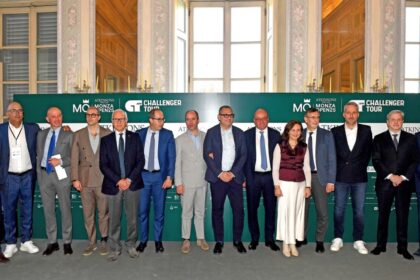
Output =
[
  {"x1": 330, "y1": 101, "x2": 372, "y2": 255},
  {"x1": 371, "y1": 110, "x2": 419, "y2": 260},
  {"x1": 100, "y1": 109, "x2": 144, "y2": 261}
]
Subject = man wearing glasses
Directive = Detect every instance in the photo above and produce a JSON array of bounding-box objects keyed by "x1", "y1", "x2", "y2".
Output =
[
  {"x1": 137, "y1": 109, "x2": 176, "y2": 253},
  {"x1": 0, "y1": 102, "x2": 40, "y2": 259},
  {"x1": 100, "y1": 109, "x2": 144, "y2": 261},
  {"x1": 71, "y1": 106, "x2": 111, "y2": 256},
  {"x1": 203, "y1": 105, "x2": 247, "y2": 254}
]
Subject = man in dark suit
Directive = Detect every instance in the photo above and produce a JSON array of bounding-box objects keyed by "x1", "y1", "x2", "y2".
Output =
[
  {"x1": 137, "y1": 109, "x2": 175, "y2": 253},
  {"x1": 100, "y1": 109, "x2": 144, "y2": 261},
  {"x1": 244, "y1": 108, "x2": 280, "y2": 251},
  {"x1": 302, "y1": 108, "x2": 336, "y2": 253},
  {"x1": 330, "y1": 101, "x2": 372, "y2": 255},
  {"x1": 0, "y1": 102, "x2": 40, "y2": 258},
  {"x1": 415, "y1": 131, "x2": 420, "y2": 257},
  {"x1": 371, "y1": 110, "x2": 419, "y2": 260},
  {"x1": 204, "y1": 105, "x2": 247, "y2": 254},
  {"x1": 37, "y1": 107, "x2": 73, "y2": 256}
]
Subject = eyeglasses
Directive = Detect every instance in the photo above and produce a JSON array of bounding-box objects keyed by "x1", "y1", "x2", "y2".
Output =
[
  {"x1": 8, "y1": 109, "x2": 23, "y2": 114},
  {"x1": 112, "y1": 118, "x2": 126, "y2": 123},
  {"x1": 151, "y1": 117, "x2": 165, "y2": 122},
  {"x1": 219, "y1": 114, "x2": 235, "y2": 118},
  {"x1": 86, "y1": 113, "x2": 100, "y2": 118}
]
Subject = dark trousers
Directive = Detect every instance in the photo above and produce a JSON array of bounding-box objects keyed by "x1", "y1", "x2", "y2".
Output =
[
  {"x1": 0, "y1": 192, "x2": 4, "y2": 243},
  {"x1": 210, "y1": 180, "x2": 244, "y2": 243},
  {"x1": 246, "y1": 173, "x2": 276, "y2": 242},
  {"x1": 375, "y1": 182, "x2": 411, "y2": 249}
]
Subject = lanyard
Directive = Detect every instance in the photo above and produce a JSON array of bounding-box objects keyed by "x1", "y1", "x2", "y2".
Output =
[{"x1": 9, "y1": 125, "x2": 23, "y2": 145}]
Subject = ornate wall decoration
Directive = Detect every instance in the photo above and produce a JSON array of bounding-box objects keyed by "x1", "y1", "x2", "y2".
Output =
[{"x1": 382, "y1": 0, "x2": 399, "y2": 86}]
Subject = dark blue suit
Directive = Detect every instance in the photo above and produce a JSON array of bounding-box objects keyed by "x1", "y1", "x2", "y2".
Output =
[
  {"x1": 303, "y1": 127, "x2": 336, "y2": 241},
  {"x1": 0, "y1": 122, "x2": 39, "y2": 244},
  {"x1": 416, "y1": 132, "x2": 420, "y2": 247},
  {"x1": 137, "y1": 127, "x2": 176, "y2": 242},
  {"x1": 204, "y1": 124, "x2": 247, "y2": 242},
  {"x1": 244, "y1": 127, "x2": 280, "y2": 243}
]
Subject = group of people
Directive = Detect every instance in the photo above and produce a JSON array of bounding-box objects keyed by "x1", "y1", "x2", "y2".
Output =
[{"x1": 0, "y1": 100, "x2": 419, "y2": 264}]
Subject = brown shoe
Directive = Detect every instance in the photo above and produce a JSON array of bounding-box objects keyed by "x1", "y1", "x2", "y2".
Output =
[
  {"x1": 197, "y1": 239, "x2": 209, "y2": 251},
  {"x1": 99, "y1": 240, "x2": 109, "y2": 256},
  {"x1": 82, "y1": 244, "x2": 97, "y2": 256},
  {"x1": 181, "y1": 240, "x2": 190, "y2": 254}
]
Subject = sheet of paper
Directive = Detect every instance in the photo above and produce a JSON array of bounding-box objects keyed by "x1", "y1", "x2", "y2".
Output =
[{"x1": 51, "y1": 154, "x2": 68, "y2": 180}]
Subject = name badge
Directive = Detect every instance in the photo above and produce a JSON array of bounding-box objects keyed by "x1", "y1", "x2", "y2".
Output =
[{"x1": 11, "y1": 146, "x2": 22, "y2": 159}]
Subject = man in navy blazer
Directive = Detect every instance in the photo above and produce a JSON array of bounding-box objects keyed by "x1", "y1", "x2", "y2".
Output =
[
  {"x1": 415, "y1": 131, "x2": 420, "y2": 257},
  {"x1": 330, "y1": 101, "x2": 372, "y2": 255},
  {"x1": 137, "y1": 109, "x2": 175, "y2": 253},
  {"x1": 204, "y1": 105, "x2": 247, "y2": 254},
  {"x1": 371, "y1": 110, "x2": 418, "y2": 260},
  {"x1": 302, "y1": 108, "x2": 336, "y2": 253},
  {"x1": 100, "y1": 109, "x2": 145, "y2": 261},
  {"x1": 0, "y1": 102, "x2": 40, "y2": 258},
  {"x1": 244, "y1": 108, "x2": 280, "y2": 251}
]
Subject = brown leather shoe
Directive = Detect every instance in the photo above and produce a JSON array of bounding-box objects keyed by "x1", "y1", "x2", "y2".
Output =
[
  {"x1": 197, "y1": 239, "x2": 209, "y2": 251},
  {"x1": 181, "y1": 240, "x2": 190, "y2": 254},
  {"x1": 0, "y1": 252, "x2": 10, "y2": 263}
]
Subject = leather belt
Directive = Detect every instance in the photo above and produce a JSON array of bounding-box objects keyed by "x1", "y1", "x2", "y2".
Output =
[
  {"x1": 142, "y1": 169, "x2": 160, "y2": 173},
  {"x1": 41, "y1": 167, "x2": 55, "y2": 173},
  {"x1": 8, "y1": 169, "x2": 32, "y2": 176},
  {"x1": 254, "y1": 171, "x2": 271, "y2": 175},
  {"x1": 311, "y1": 171, "x2": 317, "y2": 174}
]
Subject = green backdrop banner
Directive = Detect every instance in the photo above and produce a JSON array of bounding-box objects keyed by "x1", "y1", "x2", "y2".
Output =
[{"x1": 14, "y1": 93, "x2": 420, "y2": 242}]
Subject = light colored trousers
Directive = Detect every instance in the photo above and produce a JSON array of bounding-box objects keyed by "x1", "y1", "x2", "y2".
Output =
[{"x1": 181, "y1": 186, "x2": 207, "y2": 240}]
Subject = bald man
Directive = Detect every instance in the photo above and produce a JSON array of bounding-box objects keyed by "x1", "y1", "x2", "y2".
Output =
[
  {"x1": 36, "y1": 107, "x2": 73, "y2": 256},
  {"x1": 0, "y1": 102, "x2": 40, "y2": 258}
]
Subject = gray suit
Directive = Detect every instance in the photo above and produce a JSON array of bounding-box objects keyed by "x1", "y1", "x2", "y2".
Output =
[
  {"x1": 36, "y1": 128, "x2": 73, "y2": 244},
  {"x1": 303, "y1": 127, "x2": 336, "y2": 242},
  {"x1": 175, "y1": 131, "x2": 207, "y2": 240}
]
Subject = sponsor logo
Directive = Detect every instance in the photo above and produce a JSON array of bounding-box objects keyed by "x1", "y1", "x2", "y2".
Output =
[
  {"x1": 293, "y1": 98, "x2": 337, "y2": 113},
  {"x1": 72, "y1": 98, "x2": 114, "y2": 113},
  {"x1": 124, "y1": 99, "x2": 182, "y2": 113},
  {"x1": 349, "y1": 99, "x2": 405, "y2": 113}
]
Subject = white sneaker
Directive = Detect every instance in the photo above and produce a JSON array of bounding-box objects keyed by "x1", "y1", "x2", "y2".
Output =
[
  {"x1": 330, "y1": 238, "x2": 343, "y2": 252},
  {"x1": 20, "y1": 240, "x2": 40, "y2": 254},
  {"x1": 353, "y1": 240, "x2": 368, "y2": 255},
  {"x1": 4, "y1": 244, "x2": 18, "y2": 258}
]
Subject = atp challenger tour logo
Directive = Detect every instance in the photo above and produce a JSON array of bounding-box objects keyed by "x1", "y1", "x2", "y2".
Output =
[
  {"x1": 72, "y1": 98, "x2": 115, "y2": 113},
  {"x1": 125, "y1": 99, "x2": 182, "y2": 112},
  {"x1": 349, "y1": 99, "x2": 404, "y2": 112},
  {"x1": 293, "y1": 98, "x2": 337, "y2": 113}
]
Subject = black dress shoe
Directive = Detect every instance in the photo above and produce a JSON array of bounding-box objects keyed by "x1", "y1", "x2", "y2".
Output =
[
  {"x1": 315, "y1": 241, "x2": 325, "y2": 253},
  {"x1": 136, "y1": 242, "x2": 147, "y2": 252},
  {"x1": 213, "y1": 242, "x2": 223, "y2": 254},
  {"x1": 233, "y1": 241, "x2": 247, "y2": 254},
  {"x1": 295, "y1": 238, "x2": 307, "y2": 248},
  {"x1": 64, "y1": 243, "x2": 73, "y2": 255},
  {"x1": 370, "y1": 246, "x2": 386, "y2": 255},
  {"x1": 0, "y1": 252, "x2": 10, "y2": 263},
  {"x1": 397, "y1": 248, "x2": 414, "y2": 260},
  {"x1": 43, "y1": 242, "x2": 59, "y2": 256},
  {"x1": 248, "y1": 241, "x2": 258, "y2": 250},
  {"x1": 155, "y1": 241, "x2": 164, "y2": 253},
  {"x1": 265, "y1": 241, "x2": 280, "y2": 251}
]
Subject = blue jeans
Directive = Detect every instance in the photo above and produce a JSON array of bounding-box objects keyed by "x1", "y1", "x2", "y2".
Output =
[
  {"x1": 334, "y1": 182, "x2": 367, "y2": 241},
  {"x1": 2, "y1": 172, "x2": 34, "y2": 244}
]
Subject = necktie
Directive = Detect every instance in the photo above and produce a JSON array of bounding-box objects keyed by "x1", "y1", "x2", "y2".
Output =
[
  {"x1": 260, "y1": 131, "x2": 267, "y2": 170},
  {"x1": 119, "y1": 133, "x2": 125, "y2": 178},
  {"x1": 308, "y1": 132, "x2": 316, "y2": 172},
  {"x1": 392, "y1": 134, "x2": 398, "y2": 150},
  {"x1": 148, "y1": 132, "x2": 156, "y2": 171},
  {"x1": 46, "y1": 130, "x2": 56, "y2": 174}
]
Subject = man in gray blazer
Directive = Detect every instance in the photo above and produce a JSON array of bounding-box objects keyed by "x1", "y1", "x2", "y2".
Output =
[
  {"x1": 71, "y1": 106, "x2": 111, "y2": 256},
  {"x1": 36, "y1": 107, "x2": 73, "y2": 256},
  {"x1": 302, "y1": 108, "x2": 336, "y2": 253},
  {"x1": 175, "y1": 110, "x2": 209, "y2": 254}
]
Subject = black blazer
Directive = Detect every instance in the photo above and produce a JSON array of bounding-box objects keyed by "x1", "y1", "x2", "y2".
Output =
[
  {"x1": 331, "y1": 123, "x2": 372, "y2": 183},
  {"x1": 244, "y1": 127, "x2": 281, "y2": 186},
  {"x1": 100, "y1": 131, "x2": 145, "y2": 195},
  {"x1": 372, "y1": 130, "x2": 419, "y2": 190}
]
